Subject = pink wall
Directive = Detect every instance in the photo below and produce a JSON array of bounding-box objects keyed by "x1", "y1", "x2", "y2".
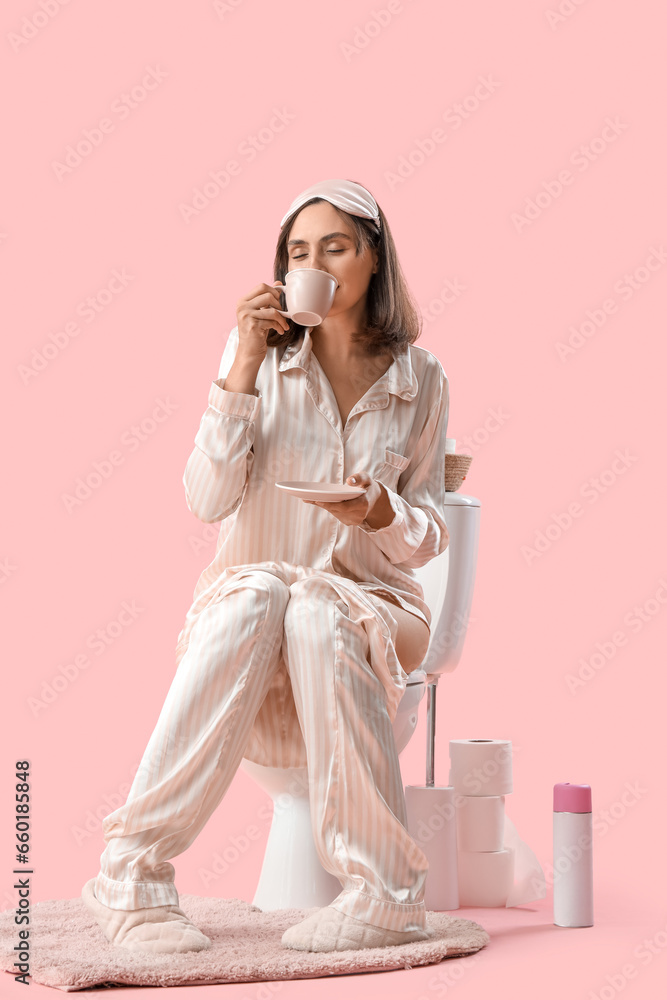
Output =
[{"x1": 2, "y1": 1, "x2": 665, "y2": 996}]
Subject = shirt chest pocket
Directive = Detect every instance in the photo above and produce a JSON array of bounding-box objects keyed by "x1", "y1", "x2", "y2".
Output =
[{"x1": 375, "y1": 449, "x2": 411, "y2": 492}]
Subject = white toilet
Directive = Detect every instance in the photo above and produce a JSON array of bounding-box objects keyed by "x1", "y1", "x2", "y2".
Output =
[{"x1": 240, "y1": 492, "x2": 481, "y2": 911}]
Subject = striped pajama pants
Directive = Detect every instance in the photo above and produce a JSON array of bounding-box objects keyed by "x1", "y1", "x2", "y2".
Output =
[{"x1": 94, "y1": 563, "x2": 430, "y2": 933}]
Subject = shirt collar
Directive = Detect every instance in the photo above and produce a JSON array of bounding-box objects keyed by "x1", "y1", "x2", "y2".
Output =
[{"x1": 278, "y1": 326, "x2": 418, "y2": 401}]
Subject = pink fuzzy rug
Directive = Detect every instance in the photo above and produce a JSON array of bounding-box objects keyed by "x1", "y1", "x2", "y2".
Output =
[{"x1": 0, "y1": 892, "x2": 489, "y2": 991}]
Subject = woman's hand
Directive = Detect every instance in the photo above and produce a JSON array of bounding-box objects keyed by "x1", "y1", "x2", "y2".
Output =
[
  {"x1": 303, "y1": 472, "x2": 393, "y2": 529},
  {"x1": 235, "y1": 281, "x2": 290, "y2": 364}
]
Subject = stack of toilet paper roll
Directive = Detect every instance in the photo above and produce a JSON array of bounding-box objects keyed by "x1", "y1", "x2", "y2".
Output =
[{"x1": 449, "y1": 739, "x2": 546, "y2": 907}]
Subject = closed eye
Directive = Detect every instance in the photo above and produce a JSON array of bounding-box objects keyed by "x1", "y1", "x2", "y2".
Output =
[{"x1": 292, "y1": 249, "x2": 345, "y2": 259}]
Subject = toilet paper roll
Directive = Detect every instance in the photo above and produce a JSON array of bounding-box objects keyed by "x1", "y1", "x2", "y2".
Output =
[
  {"x1": 447, "y1": 739, "x2": 546, "y2": 907},
  {"x1": 404, "y1": 785, "x2": 459, "y2": 911},
  {"x1": 449, "y1": 739, "x2": 513, "y2": 796},
  {"x1": 457, "y1": 795, "x2": 505, "y2": 852},
  {"x1": 458, "y1": 848, "x2": 515, "y2": 907}
]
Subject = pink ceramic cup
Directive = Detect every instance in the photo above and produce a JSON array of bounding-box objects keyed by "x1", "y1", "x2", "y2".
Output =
[{"x1": 275, "y1": 268, "x2": 338, "y2": 326}]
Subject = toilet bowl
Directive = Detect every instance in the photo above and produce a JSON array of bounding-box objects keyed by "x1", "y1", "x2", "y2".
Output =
[{"x1": 240, "y1": 491, "x2": 480, "y2": 911}]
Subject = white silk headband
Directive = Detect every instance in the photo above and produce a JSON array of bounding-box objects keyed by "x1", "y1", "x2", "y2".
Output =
[{"x1": 280, "y1": 178, "x2": 381, "y2": 231}]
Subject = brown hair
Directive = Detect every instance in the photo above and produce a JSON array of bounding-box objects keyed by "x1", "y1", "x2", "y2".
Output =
[{"x1": 266, "y1": 183, "x2": 423, "y2": 358}]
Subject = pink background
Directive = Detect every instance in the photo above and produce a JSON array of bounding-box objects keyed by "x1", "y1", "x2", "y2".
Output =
[{"x1": 2, "y1": 0, "x2": 666, "y2": 996}]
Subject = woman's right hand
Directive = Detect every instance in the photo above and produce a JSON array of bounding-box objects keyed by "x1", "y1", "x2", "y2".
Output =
[{"x1": 235, "y1": 281, "x2": 290, "y2": 363}]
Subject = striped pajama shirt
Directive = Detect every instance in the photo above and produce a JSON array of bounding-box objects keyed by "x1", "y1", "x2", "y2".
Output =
[{"x1": 95, "y1": 324, "x2": 450, "y2": 932}]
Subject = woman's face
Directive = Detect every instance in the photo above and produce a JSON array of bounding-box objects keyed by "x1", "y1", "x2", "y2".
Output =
[{"x1": 285, "y1": 201, "x2": 378, "y2": 322}]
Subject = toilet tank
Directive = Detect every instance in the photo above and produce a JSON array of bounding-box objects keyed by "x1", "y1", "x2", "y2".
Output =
[{"x1": 413, "y1": 493, "x2": 480, "y2": 677}]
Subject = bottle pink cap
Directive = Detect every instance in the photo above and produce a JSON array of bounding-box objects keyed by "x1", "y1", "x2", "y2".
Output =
[{"x1": 553, "y1": 782, "x2": 592, "y2": 813}]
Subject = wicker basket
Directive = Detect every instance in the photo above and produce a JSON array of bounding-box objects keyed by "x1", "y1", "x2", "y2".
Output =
[{"x1": 445, "y1": 452, "x2": 473, "y2": 493}]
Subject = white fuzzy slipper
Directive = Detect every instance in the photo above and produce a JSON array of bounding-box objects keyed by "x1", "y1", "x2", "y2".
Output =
[{"x1": 81, "y1": 878, "x2": 212, "y2": 954}]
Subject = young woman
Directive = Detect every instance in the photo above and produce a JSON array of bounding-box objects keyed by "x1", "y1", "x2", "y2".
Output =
[{"x1": 82, "y1": 178, "x2": 450, "y2": 955}]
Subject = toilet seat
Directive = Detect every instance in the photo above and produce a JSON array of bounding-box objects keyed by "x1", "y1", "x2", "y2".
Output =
[{"x1": 405, "y1": 669, "x2": 426, "y2": 686}]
